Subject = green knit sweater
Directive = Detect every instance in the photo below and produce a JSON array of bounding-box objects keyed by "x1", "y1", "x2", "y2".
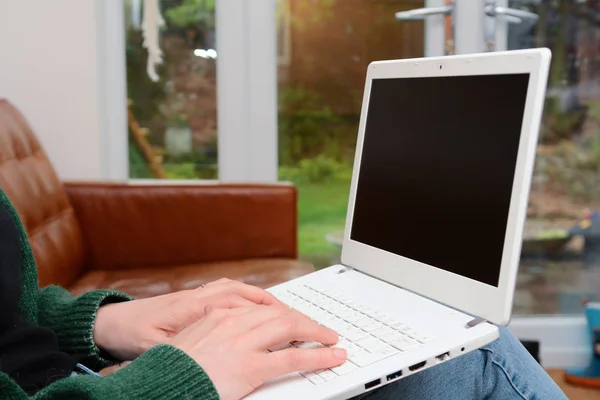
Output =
[{"x1": 0, "y1": 191, "x2": 219, "y2": 400}]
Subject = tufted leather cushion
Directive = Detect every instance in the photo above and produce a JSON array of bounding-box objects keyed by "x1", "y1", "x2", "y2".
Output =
[
  {"x1": 0, "y1": 100, "x2": 86, "y2": 288},
  {"x1": 69, "y1": 258, "x2": 314, "y2": 298}
]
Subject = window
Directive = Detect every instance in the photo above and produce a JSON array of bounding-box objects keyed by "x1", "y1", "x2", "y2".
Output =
[
  {"x1": 502, "y1": 0, "x2": 600, "y2": 316},
  {"x1": 276, "y1": 0, "x2": 426, "y2": 269},
  {"x1": 124, "y1": 0, "x2": 218, "y2": 180}
]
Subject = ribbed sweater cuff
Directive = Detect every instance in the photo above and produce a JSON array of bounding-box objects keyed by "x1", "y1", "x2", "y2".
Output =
[
  {"x1": 106, "y1": 344, "x2": 219, "y2": 399},
  {"x1": 47, "y1": 289, "x2": 133, "y2": 368}
]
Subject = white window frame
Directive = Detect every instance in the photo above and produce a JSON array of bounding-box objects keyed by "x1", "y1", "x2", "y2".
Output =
[
  {"x1": 510, "y1": 316, "x2": 589, "y2": 369},
  {"x1": 216, "y1": 0, "x2": 278, "y2": 182},
  {"x1": 493, "y1": 0, "x2": 509, "y2": 52},
  {"x1": 424, "y1": 0, "x2": 447, "y2": 57},
  {"x1": 99, "y1": 0, "x2": 278, "y2": 182},
  {"x1": 97, "y1": 0, "x2": 129, "y2": 180}
]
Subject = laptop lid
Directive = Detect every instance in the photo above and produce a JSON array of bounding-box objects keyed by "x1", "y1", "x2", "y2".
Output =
[{"x1": 341, "y1": 49, "x2": 551, "y2": 326}]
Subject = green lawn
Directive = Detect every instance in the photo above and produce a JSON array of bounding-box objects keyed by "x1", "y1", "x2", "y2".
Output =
[{"x1": 295, "y1": 179, "x2": 351, "y2": 267}]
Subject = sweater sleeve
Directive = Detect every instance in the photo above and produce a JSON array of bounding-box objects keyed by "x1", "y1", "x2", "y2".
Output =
[
  {"x1": 0, "y1": 345, "x2": 220, "y2": 400},
  {"x1": 37, "y1": 285, "x2": 133, "y2": 369}
]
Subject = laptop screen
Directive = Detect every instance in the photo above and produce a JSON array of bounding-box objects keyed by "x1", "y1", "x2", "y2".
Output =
[{"x1": 350, "y1": 73, "x2": 530, "y2": 287}]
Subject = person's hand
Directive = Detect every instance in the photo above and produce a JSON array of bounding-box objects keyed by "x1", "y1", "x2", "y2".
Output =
[
  {"x1": 93, "y1": 278, "x2": 286, "y2": 360},
  {"x1": 99, "y1": 362, "x2": 131, "y2": 376},
  {"x1": 170, "y1": 304, "x2": 347, "y2": 400}
]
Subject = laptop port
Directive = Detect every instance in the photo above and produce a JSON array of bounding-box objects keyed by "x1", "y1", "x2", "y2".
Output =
[
  {"x1": 435, "y1": 352, "x2": 450, "y2": 363},
  {"x1": 408, "y1": 361, "x2": 427, "y2": 372},
  {"x1": 364, "y1": 378, "x2": 381, "y2": 390},
  {"x1": 386, "y1": 370, "x2": 403, "y2": 381}
]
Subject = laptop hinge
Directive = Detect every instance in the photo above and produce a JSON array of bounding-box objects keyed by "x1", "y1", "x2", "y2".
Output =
[
  {"x1": 337, "y1": 266, "x2": 354, "y2": 274},
  {"x1": 466, "y1": 317, "x2": 487, "y2": 328}
]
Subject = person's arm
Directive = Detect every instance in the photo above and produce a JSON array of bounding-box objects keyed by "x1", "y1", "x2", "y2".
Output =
[
  {"x1": 0, "y1": 345, "x2": 219, "y2": 400},
  {"x1": 36, "y1": 286, "x2": 133, "y2": 369},
  {"x1": 0, "y1": 189, "x2": 134, "y2": 370}
]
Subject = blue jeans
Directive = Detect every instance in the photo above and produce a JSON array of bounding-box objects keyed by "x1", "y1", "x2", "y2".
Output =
[{"x1": 362, "y1": 327, "x2": 567, "y2": 400}]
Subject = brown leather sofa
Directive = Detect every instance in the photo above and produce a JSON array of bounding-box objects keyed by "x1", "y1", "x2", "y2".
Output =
[{"x1": 0, "y1": 99, "x2": 313, "y2": 298}]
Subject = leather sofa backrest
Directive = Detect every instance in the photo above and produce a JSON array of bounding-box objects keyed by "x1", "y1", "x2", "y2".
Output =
[{"x1": 0, "y1": 100, "x2": 86, "y2": 288}]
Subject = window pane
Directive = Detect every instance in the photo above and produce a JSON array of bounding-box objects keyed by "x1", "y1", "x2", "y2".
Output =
[
  {"x1": 277, "y1": 0, "x2": 426, "y2": 268},
  {"x1": 506, "y1": 0, "x2": 600, "y2": 315},
  {"x1": 124, "y1": 0, "x2": 217, "y2": 180}
]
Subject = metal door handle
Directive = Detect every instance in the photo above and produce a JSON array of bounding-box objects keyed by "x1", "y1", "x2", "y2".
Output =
[
  {"x1": 395, "y1": 6, "x2": 452, "y2": 21},
  {"x1": 485, "y1": 5, "x2": 539, "y2": 24}
]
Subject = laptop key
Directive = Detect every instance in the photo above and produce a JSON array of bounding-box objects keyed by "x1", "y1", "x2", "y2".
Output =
[
  {"x1": 345, "y1": 314, "x2": 364, "y2": 324},
  {"x1": 332, "y1": 338, "x2": 352, "y2": 349},
  {"x1": 331, "y1": 361, "x2": 358, "y2": 376},
  {"x1": 360, "y1": 307, "x2": 375, "y2": 316},
  {"x1": 405, "y1": 330, "x2": 419, "y2": 339},
  {"x1": 344, "y1": 327, "x2": 368, "y2": 342},
  {"x1": 345, "y1": 300, "x2": 359, "y2": 308},
  {"x1": 379, "y1": 316, "x2": 397, "y2": 326},
  {"x1": 318, "y1": 370, "x2": 337, "y2": 381},
  {"x1": 372, "y1": 326, "x2": 394, "y2": 338},
  {"x1": 328, "y1": 320, "x2": 350, "y2": 335},
  {"x1": 332, "y1": 339, "x2": 361, "y2": 356},
  {"x1": 311, "y1": 311, "x2": 330, "y2": 325},
  {"x1": 390, "y1": 338, "x2": 418, "y2": 352},
  {"x1": 349, "y1": 351, "x2": 372, "y2": 367},
  {"x1": 350, "y1": 345, "x2": 398, "y2": 367},
  {"x1": 308, "y1": 375, "x2": 326, "y2": 385},
  {"x1": 371, "y1": 345, "x2": 398, "y2": 359},
  {"x1": 354, "y1": 335, "x2": 375, "y2": 346},
  {"x1": 354, "y1": 317, "x2": 375, "y2": 329},
  {"x1": 362, "y1": 321, "x2": 383, "y2": 333},
  {"x1": 381, "y1": 332, "x2": 405, "y2": 344},
  {"x1": 347, "y1": 344, "x2": 361, "y2": 356},
  {"x1": 324, "y1": 317, "x2": 342, "y2": 330},
  {"x1": 336, "y1": 295, "x2": 350, "y2": 303},
  {"x1": 366, "y1": 341, "x2": 389, "y2": 353},
  {"x1": 389, "y1": 322, "x2": 407, "y2": 330},
  {"x1": 338, "y1": 308, "x2": 356, "y2": 319},
  {"x1": 416, "y1": 335, "x2": 434, "y2": 344},
  {"x1": 316, "y1": 299, "x2": 335, "y2": 308},
  {"x1": 348, "y1": 351, "x2": 381, "y2": 367},
  {"x1": 372, "y1": 312, "x2": 388, "y2": 321},
  {"x1": 328, "y1": 303, "x2": 344, "y2": 313},
  {"x1": 355, "y1": 336, "x2": 388, "y2": 353}
]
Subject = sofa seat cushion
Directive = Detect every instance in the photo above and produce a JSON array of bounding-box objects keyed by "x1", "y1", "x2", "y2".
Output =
[{"x1": 68, "y1": 258, "x2": 314, "y2": 299}]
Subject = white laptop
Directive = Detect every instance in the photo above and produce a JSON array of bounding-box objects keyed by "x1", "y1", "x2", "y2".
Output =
[{"x1": 249, "y1": 48, "x2": 551, "y2": 400}]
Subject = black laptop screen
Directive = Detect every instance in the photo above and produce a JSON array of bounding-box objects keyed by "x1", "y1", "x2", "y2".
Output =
[{"x1": 350, "y1": 73, "x2": 530, "y2": 287}]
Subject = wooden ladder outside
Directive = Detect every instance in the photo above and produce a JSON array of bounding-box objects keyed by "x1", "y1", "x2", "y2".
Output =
[{"x1": 127, "y1": 99, "x2": 166, "y2": 179}]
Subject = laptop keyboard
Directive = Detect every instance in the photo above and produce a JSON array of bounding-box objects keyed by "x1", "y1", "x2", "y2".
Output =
[{"x1": 271, "y1": 283, "x2": 435, "y2": 385}]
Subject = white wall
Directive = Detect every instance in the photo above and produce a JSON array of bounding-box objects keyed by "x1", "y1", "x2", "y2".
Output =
[{"x1": 0, "y1": 0, "x2": 126, "y2": 180}]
